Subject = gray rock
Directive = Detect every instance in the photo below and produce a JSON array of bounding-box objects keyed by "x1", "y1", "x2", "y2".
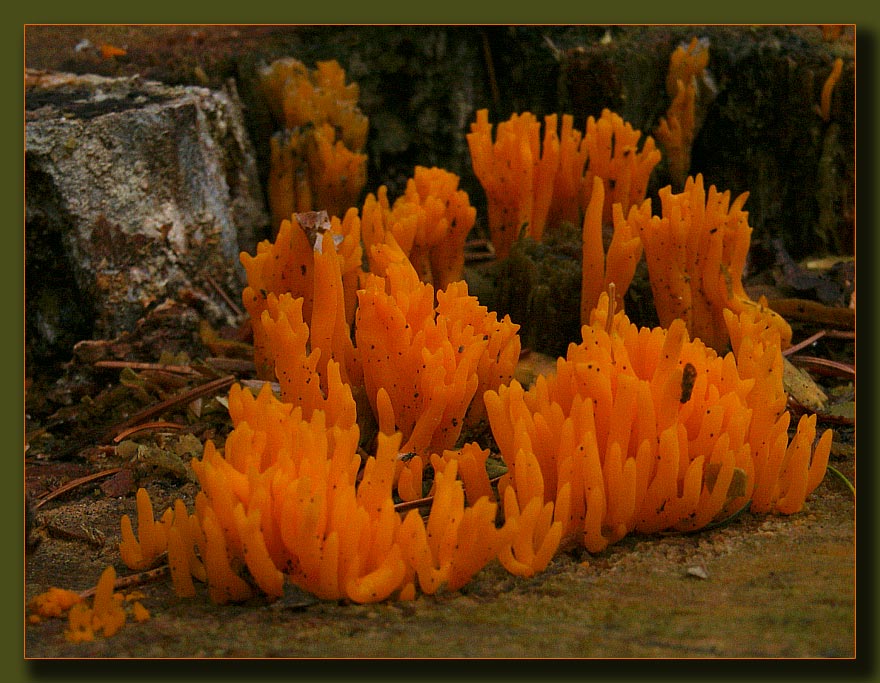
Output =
[{"x1": 25, "y1": 70, "x2": 268, "y2": 365}]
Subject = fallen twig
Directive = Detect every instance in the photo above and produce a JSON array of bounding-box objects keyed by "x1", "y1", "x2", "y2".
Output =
[
  {"x1": 783, "y1": 330, "x2": 828, "y2": 357},
  {"x1": 94, "y1": 360, "x2": 199, "y2": 375},
  {"x1": 788, "y1": 355, "x2": 855, "y2": 379},
  {"x1": 394, "y1": 495, "x2": 434, "y2": 513},
  {"x1": 78, "y1": 564, "x2": 171, "y2": 600},
  {"x1": 107, "y1": 374, "x2": 235, "y2": 442},
  {"x1": 36, "y1": 467, "x2": 123, "y2": 509},
  {"x1": 204, "y1": 272, "x2": 243, "y2": 318},
  {"x1": 112, "y1": 421, "x2": 185, "y2": 443},
  {"x1": 767, "y1": 298, "x2": 855, "y2": 328}
]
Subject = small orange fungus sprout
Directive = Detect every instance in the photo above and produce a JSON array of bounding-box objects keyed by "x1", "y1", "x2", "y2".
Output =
[
  {"x1": 820, "y1": 57, "x2": 844, "y2": 122},
  {"x1": 655, "y1": 37, "x2": 709, "y2": 187},
  {"x1": 64, "y1": 567, "x2": 128, "y2": 642}
]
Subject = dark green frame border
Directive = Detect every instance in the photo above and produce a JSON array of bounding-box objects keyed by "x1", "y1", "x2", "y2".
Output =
[{"x1": 10, "y1": 1, "x2": 875, "y2": 679}]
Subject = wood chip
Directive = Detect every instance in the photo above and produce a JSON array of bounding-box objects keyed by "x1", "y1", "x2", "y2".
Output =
[{"x1": 686, "y1": 565, "x2": 710, "y2": 580}]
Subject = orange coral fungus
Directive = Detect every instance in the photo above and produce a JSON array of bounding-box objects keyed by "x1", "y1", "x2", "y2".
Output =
[
  {"x1": 261, "y1": 58, "x2": 367, "y2": 151},
  {"x1": 436, "y1": 281, "x2": 521, "y2": 425},
  {"x1": 361, "y1": 167, "x2": 477, "y2": 289},
  {"x1": 123, "y1": 383, "x2": 510, "y2": 603},
  {"x1": 631, "y1": 174, "x2": 792, "y2": 352},
  {"x1": 484, "y1": 293, "x2": 831, "y2": 554},
  {"x1": 355, "y1": 258, "x2": 488, "y2": 455},
  {"x1": 545, "y1": 113, "x2": 589, "y2": 229},
  {"x1": 467, "y1": 109, "x2": 560, "y2": 259},
  {"x1": 655, "y1": 37, "x2": 710, "y2": 187},
  {"x1": 820, "y1": 57, "x2": 844, "y2": 122},
  {"x1": 304, "y1": 123, "x2": 368, "y2": 220},
  {"x1": 65, "y1": 567, "x2": 127, "y2": 642},
  {"x1": 400, "y1": 167, "x2": 477, "y2": 289},
  {"x1": 580, "y1": 109, "x2": 661, "y2": 226},
  {"x1": 241, "y1": 210, "x2": 362, "y2": 379},
  {"x1": 435, "y1": 443, "x2": 495, "y2": 505},
  {"x1": 724, "y1": 308, "x2": 831, "y2": 514},
  {"x1": 260, "y1": 58, "x2": 367, "y2": 226},
  {"x1": 468, "y1": 108, "x2": 659, "y2": 260},
  {"x1": 185, "y1": 384, "x2": 385, "y2": 602},
  {"x1": 119, "y1": 487, "x2": 171, "y2": 570},
  {"x1": 27, "y1": 587, "x2": 81, "y2": 621},
  {"x1": 579, "y1": 176, "x2": 644, "y2": 321},
  {"x1": 355, "y1": 250, "x2": 519, "y2": 454},
  {"x1": 397, "y1": 460, "x2": 513, "y2": 593},
  {"x1": 257, "y1": 293, "x2": 360, "y2": 420}
]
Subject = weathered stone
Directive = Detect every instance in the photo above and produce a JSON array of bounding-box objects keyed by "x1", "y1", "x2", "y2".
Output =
[{"x1": 25, "y1": 70, "x2": 269, "y2": 367}]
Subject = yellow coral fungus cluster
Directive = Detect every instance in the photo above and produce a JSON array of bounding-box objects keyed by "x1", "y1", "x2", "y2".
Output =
[
  {"x1": 485, "y1": 293, "x2": 831, "y2": 554},
  {"x1": 580, "y1": 110, "x2": 662, "y2": 226},
  {"x1": 629, "y1": 174, "x2": 792, "y2": 352},
  {"x1": 239, "y1": 196, "x2": 515, "y2": 449},
  {"x1": 119, "y1": 386, "x2": 536, "y2": 603},
  {"x1": 70, "y1": 90, "x2": 836, "y2": 623},
  {"x1": 115, "y1": 208, "x2": 528, "y2": 603},
  {"x1": 654, "y1": 37, "x2": 710, "y2": 187},
  {"x1": 261, "y1": 58, "x2": 368, "y2": 227},
  {"x1": 115, "y1": 276, "x2": 828, "y2": 606},
  {"x1": 467, "y1": 108, "x2": 660, "y2": 259}
]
